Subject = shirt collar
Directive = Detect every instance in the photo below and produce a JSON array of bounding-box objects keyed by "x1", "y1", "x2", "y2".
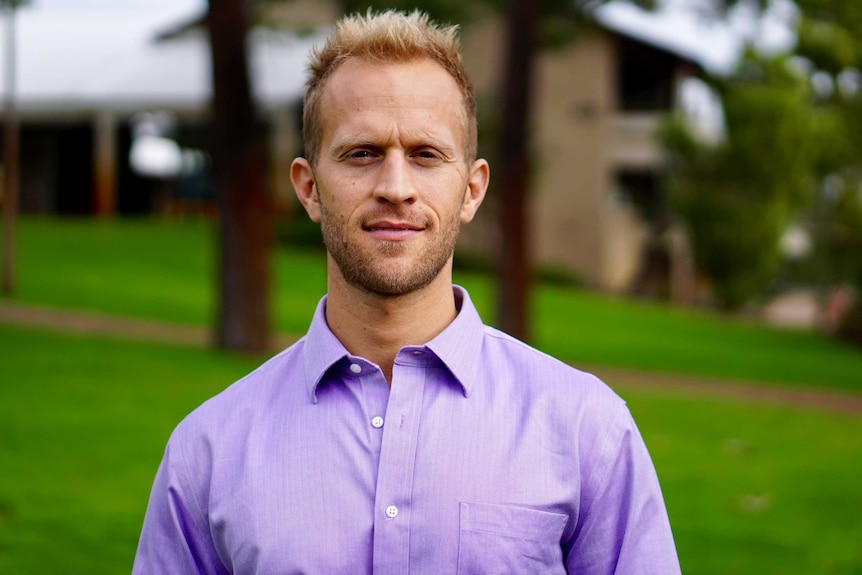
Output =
[
  {"x1": 302, "y1": 296, "x2": 350, "y2": 404},
  {"x1": 424, "y1": 285, "x2": 484, "y2": 398},
  {"x1": 301, "y1": 285, "x2": 485, "y2": 403}
]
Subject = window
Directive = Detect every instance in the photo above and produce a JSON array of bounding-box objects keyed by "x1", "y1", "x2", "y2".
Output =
[{"x1": 617, "y1": 37, "x2": 677, "y2": 112}]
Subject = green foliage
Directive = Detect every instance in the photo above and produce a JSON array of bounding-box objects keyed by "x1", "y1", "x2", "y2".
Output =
[
  {"x1": 796, "y1": 18, "x2": 859, "y2": 74},
  {"x1": 794, "y1": 0, "x2": 862, "y2": 75},
  {"x1": 804, "y1": 177, "x2": 862, "y2": 287},
  {"x1": 661, "y1": 53, "x2": 819, "y2": 309},
  {"x1": 770, "y1": 0, "x2": 862, "y2": 345}
]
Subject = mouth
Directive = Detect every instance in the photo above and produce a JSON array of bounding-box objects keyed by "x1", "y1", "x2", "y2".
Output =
[{"x1": 363, "y1": 219, "x2": 424, "y2": 241}]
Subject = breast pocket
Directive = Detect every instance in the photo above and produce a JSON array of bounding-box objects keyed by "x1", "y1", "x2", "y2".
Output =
[{"x1": 456, "y1": 502, "x2": 568, "y2": 575}]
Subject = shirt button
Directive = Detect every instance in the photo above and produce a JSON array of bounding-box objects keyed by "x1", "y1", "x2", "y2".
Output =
[
  {"x1": 349, "y1": 363, "x2": 362, "y2": 374},
  {"x1": 412, "y1": 350, "x2": 424, "y2": 356},
  {"x1": 385, "y1": 505, "x2": 398, "y2": 518},
  {"x1": 371, "y1": 416, "x2": 384, "y2": 429}
]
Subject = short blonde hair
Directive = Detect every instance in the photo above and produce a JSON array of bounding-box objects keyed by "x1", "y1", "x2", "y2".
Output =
[{"x1": 302, "y1": 10, "x2": 477, "y2": 166}]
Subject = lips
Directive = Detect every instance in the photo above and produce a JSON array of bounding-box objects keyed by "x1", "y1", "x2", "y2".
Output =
[
  {"x1": 363, "y1": 219, "x2": 424, "y2": 241},
  {"x1": 364, "y1": 220, "x2": 422, "y2": 232}
]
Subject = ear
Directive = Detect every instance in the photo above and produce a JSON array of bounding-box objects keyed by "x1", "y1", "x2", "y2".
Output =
[
  {"x1": 461, "y1": 159, "x2": 489, "y2": 224},
  {"x1": 291, "y1": 157, "x2": 321, "y2": 223}
]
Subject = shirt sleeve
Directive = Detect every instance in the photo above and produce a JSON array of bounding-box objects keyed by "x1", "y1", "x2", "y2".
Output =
[
  {"x1": 132, "y1": 439, "x2": 229, "y2": 575},
  {"x1": 564, "y1": 404, "x2": 682, "y2": 575}
]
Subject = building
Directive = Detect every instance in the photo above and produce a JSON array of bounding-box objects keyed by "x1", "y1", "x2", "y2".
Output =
[
  {"x1": 456, "y1": 9, "x2": 713, "y2": 299},
  {"x1": 2, "y1": 1, "x2": 719, "y2": 299},
  {"x1": 0, "y1": 6, "x2": 323, "y2": 217}
]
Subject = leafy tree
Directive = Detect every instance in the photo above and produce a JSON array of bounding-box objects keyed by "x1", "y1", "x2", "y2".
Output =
[
  {"x1": 661, "y1": 0, "x2": 862, "y2": 344},
  {"x1": 789, "y1": 0, "x2": 862, "y2": 342},
  {"x1": 661, "y1": 51, "x2": 820, "y2": 309}
]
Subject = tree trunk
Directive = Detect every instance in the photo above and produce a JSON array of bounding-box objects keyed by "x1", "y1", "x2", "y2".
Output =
[
  {"x1": 496, "y1": 0, "x2": 538, "y2": 342},
  {"x1": 207, "y1": 0, "x2": 272, "y2": 353},
  {"x1": 2, "y1": 3, "x2": 19, "y2": 297}
]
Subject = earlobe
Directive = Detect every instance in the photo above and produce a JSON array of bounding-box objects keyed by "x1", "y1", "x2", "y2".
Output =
[
  {"x1": 461, "y1": 159, "x2": 490, "y2": 223},
  {"x1": 291, "y1": 158, "x2": 321, "y2": 223}
]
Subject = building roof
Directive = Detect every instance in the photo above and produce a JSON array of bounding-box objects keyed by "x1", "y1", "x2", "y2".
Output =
[
  {"x1": 594, "y1": 0, "x2": 796, "y2": 76},
  {"x1": 0, "y1": 1, "x2": 792, "y2": 120},
  {"x1": 0, "y1": 7, "x2": 323, "y2": 118},
  {"x1": 594, "y1": 1, "x2": 735, "y2": 75}
]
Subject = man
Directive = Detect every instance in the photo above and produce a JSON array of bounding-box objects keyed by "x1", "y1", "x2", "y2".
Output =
[{"x1": 134, "y1": 10, "x2": 681, "y2": 574}]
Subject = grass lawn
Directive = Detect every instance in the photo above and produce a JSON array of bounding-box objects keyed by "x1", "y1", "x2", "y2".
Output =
[
  {"x1": 0, "y1": 324, "x2": 260, "y2": 573},
  {"x1": 0, "y1": 323, "x2": 859, "y2": 573},
  {"x1": 622, "y1": 386, "x2": 862, "y2": 574},
  {"x1": 10, "y1": 216, "x2": 862, "y2": 391}
]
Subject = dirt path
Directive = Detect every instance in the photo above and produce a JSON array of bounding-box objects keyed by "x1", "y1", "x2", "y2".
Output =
[
  {"x1": 585, "y1": 364, "x2": 862, "y2": 414},
  {"x1": 3, "y1": 300, "x2": 861, "y2": 414}
]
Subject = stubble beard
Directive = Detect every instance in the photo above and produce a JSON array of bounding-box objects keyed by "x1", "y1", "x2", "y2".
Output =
[{"x1": 319, "y1": 202, "x2": 461, "y2": 297}]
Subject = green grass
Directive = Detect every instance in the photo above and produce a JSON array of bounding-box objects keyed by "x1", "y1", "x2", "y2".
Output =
[
  {"x1": 620, "y1": 385, "x2": 862, "y2": 575},
  {"x1": 7, "y1": 216, "x2": 862, "y2": 390},
  {"x1": 0, "y1": 323, "x2": 260, "y2": 573},
  {"x1": 12, "y1": 217, "x2": 326, "y2": 333},
  {"x1": 0, "y1": 323, "x2": 859, "y2": 574},
  {"x1": 533, "y1": 286, "x2": 862, "y2": 390}
]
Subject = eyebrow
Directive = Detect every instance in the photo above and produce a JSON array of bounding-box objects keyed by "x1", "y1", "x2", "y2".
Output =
[
  {"x1": 328, "y1": 138, "x2": 375, "y2": 158},
  {"x1": 329, "y1": 136, "x2": 459, "y2": 160}
]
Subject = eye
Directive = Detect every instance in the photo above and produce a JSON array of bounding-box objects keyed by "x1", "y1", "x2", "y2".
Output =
[
  {"x1": 412, "y1": 148, "x2": 443, "y2": 165},
  {"x1": 345, "y1": 148, "x2": 379, "y2": 164}
]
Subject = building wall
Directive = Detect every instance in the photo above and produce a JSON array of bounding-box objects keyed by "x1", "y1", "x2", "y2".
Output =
[
  {"x1": 458, "y1": 22, "x2": 653, "y2": 290},
  {"x1": 458, "y1": 20, "x2": 688, "y2": 292},
  {"x1": 533, "y1": 32, "x2": 615, "y2": 287},
  {"x1": 604, "y1": 112, "x2": 665, "y2": 290}
]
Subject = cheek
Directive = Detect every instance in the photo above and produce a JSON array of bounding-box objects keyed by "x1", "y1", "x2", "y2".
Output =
[{"x1": 318, "y1": 189, "x2": 364, "y2": 228}]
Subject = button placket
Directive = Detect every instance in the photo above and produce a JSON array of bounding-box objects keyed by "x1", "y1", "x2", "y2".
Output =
[{"x1": 371, "y1": 359, "x2": 427, "y2": 573}]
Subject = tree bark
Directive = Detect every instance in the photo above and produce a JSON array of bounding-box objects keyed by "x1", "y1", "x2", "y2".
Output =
[
  {"x1": 2, "y1": 3, "x2": 19, "y2": 297},
  {"x1": 496, "y1": 0, "x2": 538, "y2": 342},
  {"x1": 207, "y1": 0, "x2": 272, "y2": 353}
]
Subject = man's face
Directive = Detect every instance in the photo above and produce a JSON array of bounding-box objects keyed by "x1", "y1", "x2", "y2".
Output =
[{"x1": 292, "y1": 58, "x2": 488, "y2": 297}]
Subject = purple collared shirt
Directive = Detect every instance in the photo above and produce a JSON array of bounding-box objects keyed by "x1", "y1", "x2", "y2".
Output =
[{"x1": 134, "y1": 287, "x2": 680, "y2": 574}]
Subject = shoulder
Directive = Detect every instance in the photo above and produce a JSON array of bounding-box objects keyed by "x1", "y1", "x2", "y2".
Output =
[
  {"x1": 480, "y1": 324, "x2": 623, "y2": 405},
  {"x1": 169, "y1": 338, "x2": 309, "y2": 447},
  {"x1": 475, "y1": 324, "x2": 639, "y2": 472},
  {"x1": 474, "y1": 324, "x2": 632, "y2": 441}
]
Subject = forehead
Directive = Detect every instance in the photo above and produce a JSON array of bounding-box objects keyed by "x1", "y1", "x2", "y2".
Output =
[{"x1": 318, "y1": 58, "x2": 466, "y2": 148}]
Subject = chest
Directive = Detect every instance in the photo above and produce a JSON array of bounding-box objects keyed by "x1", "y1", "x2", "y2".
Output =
[{"x1": 207, "y1": 366, "x2": 578, "y2": 574}]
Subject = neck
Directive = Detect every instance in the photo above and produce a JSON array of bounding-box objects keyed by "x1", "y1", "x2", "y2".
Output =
[{"x1": 324, "y1": 264, "x2": 458, "y2": 384}]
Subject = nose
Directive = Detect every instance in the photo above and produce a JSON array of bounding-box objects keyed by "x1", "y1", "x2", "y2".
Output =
[{"x1": 372, "y1": 152, "x2": 416, "y2": 205}]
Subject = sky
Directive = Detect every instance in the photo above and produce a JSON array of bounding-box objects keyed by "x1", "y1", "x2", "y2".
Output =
[
  {"x1": 20, "y1": 0, "x2": 796, "y2": 77},
  {"x1": 27, "y1": 0, "x2": 202, "y2": 13},
  {"x1": 2, "y1": 0, "x2": 796, "y2": 160}
]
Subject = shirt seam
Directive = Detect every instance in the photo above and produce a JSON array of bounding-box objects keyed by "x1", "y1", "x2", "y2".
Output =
[
  {"x1": 578, "y1": 405, "x2": 630, "y2": 521},
  {"x1": 171, "y1": 431, "x2": 208, "y2": 531}
]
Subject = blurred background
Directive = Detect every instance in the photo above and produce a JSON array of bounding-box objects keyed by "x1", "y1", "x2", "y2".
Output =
[{"x1": 0, "y1": 0, "x2": 860, "y2": 573}]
